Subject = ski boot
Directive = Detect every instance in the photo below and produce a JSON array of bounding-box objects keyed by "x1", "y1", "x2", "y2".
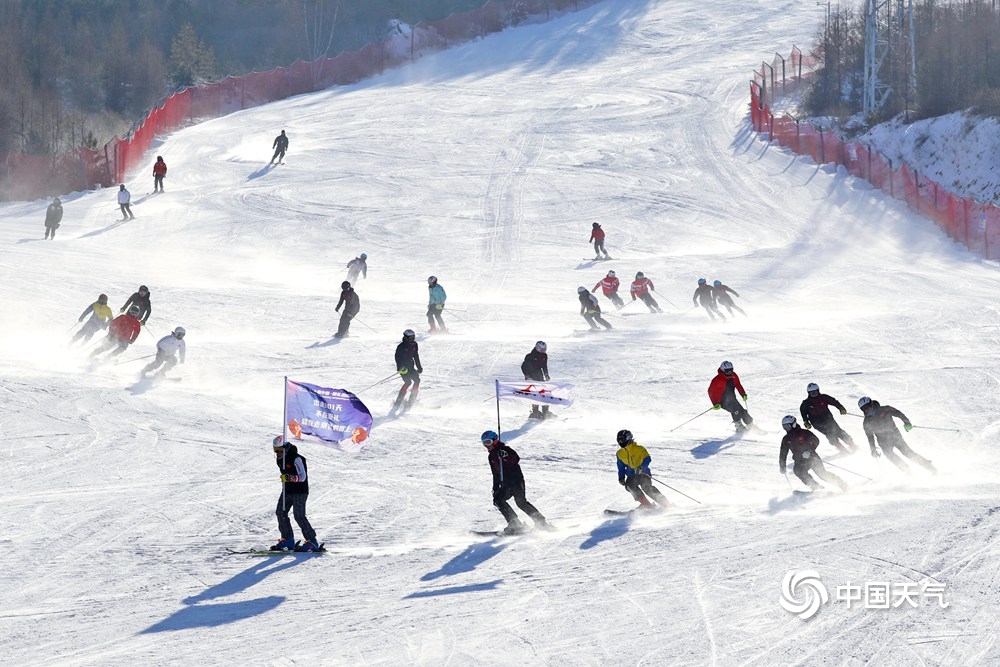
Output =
[
  {"x1": 295, "y1": 539, "x2": 322, "y2": 552},
  {"x1": 502, "y1": 518, "x2": 527, "y2": 535},
  {"x1": 270, "y1": 538, "x2": 295, "y2": 551},
  {"x1": 528, "y1": 407, "x2": 543, "y2": 420}
]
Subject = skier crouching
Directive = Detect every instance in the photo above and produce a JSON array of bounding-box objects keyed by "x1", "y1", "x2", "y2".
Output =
[
  {"x1": 616, "y1": 429, "x2": 668, "y2": 511},
  {"x1": 779, "y1": 416, "x2": 847, "y2": 491}
]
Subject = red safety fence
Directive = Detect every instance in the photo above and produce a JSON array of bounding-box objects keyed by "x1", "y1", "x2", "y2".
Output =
[
  {"x1": 0, "y1": 0, "x2": 590, "y2": 203},
  {"x1": 751, "y1": 49, "x2": 1000, "y2": 262}
]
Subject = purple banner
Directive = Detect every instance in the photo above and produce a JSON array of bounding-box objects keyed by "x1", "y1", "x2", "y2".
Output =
[{"x1": 284, "y1": 379, "x2": 372, "y2": 452}]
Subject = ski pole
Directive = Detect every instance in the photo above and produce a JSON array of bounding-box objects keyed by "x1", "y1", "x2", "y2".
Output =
[
  {"x1": 619, "y1": 299, "x2": 636, "y2": 311},
  {"x1": 447, "y1": 310, "x2": 477, "y2": 329},
  {"x1": 351, "y1": 316, "x2": 378, "y2": 333},
  {"x1": 652, "y1": 289, "x2": 678, "y2": 309},
  {"x1": 668, "y1": 407, "x2": 714, "y2": 432},
  {"x1": 782, "y1": 472, "x2": 794, "y2": 491},
  {"x1": 114, "y1": 353, "x2": 156, "y2": 366},
  {"x1": 355, "y1": 371, "x2": 401, "y2": 394},
  {"x1": 66, "y1": 321, "x2": 81, "y2": 333},
  {"x1": 908, "y1": 424, "x2": 961, "y2": 433},
  {"x1": 822, "y1": 460, "x2": 873, "y2": 481},
  {"x1": 649, "y1": 475, "x2": 702, "y2": 504}
]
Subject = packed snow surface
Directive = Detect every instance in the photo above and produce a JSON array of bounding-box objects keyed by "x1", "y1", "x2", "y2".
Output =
[{"x1": 2, "y1": 0, "x2": 998, "y2": 664}]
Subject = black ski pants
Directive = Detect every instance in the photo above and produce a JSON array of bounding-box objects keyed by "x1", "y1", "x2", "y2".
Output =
[
  {"x1": 877, "y1": 434, "x2": 935, "y2": 473},
  {"x1": 624, "y1": 473, "x2": 668, "y2": 506},
  {"x1": 336, "y1": 311, "x2": 354, "y2": 337},
  {"x1": 793, "y1": 458, "x2": 847, "y2": 491},
  {"x1": 720, "y1": 391, "x2": 752, "y2": 427},
  {"x1": 493, "y1": 482, "x2": 545, "y2": 524},
  {"x1": 813, "y1": 418, "x2": 856, "y2": 451},
  {"x1": 582, "y1": 311, "x2": 613, "y2": 330},
  {"x1": 276, "y1": 492, "x2": 316, "y2": 543}
]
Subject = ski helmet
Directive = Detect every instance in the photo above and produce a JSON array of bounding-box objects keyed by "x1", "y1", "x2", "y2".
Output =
[
  {"x1": 427, "y1": 276, "x2": 437, "y2": 285},
  {"x1": 592, "y1": 222, "x2": 600, "y2": 228},
  {"x1": 720, "y1": 360, "x2": 734, "y2": 373},
  {"x1": 157, "y1": 155, "x2": 163, "y2": 161},
  {"x1": 173, "y1": 326, "x2": 186, "y2": 338},
  {"x1": 341, "y1": 281, "x2": 351, "y2": 290},
  {"x1": 128, "y1": 305, "x2": 140, "y2": 316},
  {"x1": 272, "y1": 436, "x2": 287, "y2": 451},
  {"x1": 403, "y1": 329, "x2": 415, "y2": 340},
  {"x1": 360, "y1": 253, "x2": 367, "y2": 259},
  {"x1": 138, "y1": 285, "x2": 148, "y2": 294},
  {"x1": 858, "y1": 396, "x2": 873, "y2": 411},
  {"x1": 481, "y1": 430, "x2": 499, "y2": 447},
  {"x1": 635, "y1": 272, "x2": 644, "y2": 279},
  {"x1": 616, "y1": 429, "x2": 634, "y2": 446},
  {"x1": 98, "y1": 294, "x2": 108, "y2": 304},
  {"x1": 607, "y1": 270, "x2": 616, "y2": 278},
  {"x1": 698, "y1": 278, "x2": 707, "y2": 285},
  {"x1": 53, "y1": 196, "x2": 61, "y2": 204},
  {"x1": 535, "y1": 341, "x2": 547, "y2": 353},
  {"x1": 577, "y1": 286, "x2": 588, "y2": 293},
  {"x1": 807, "y1": 382, "x2": 820, "y2": 395},
  {"x1": 781, "y1": 415, "x2": 798, "y2": 431},
  {"x1": 713, "y1": 280, "x2": 722, "y2": 287}
]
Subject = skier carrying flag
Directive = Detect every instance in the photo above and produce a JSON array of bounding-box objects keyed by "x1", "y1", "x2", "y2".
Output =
[
  {"x1": 427, "y1": 275, "x2": 447, "y2": 333},
  {"x1": 779, "y1": 416, "x2": 848, "y2": 491},
  {"x1": 270, "y1": 437, "x2": 322, "y2": 552},
  {"x1": 859, "y1": 396, "x2": 937, "y2": 474},
  {"x1": 71, "y1": 293, "x2": 113, "y2": 344},
  {"x1": 589, "y1": 222, "x2": 610, "y2": 260},
  {"x1": 392, "y1": 329, "x2": 423, "y2": 410},
  {"x1": 708, "y1": 360, "x2": 754, "y2": 433},
  {"x1": 692, "y1": 278, "x2": 725, "y2": 321},
  {"x1": 481, "y1": 430, "x2": 550, "y2": 534},
  {"x1": 592, "y1": 270, "x2": 625, "y2": 309},
  {"x1": 615, "y1": 429, "x2": 668, "y2": 511},
  {"x1": 577, "y1": 286, "x2": 613, "y2": 330},
  {"x1": 520, "y1": 341, "x2": 551, "y2": 420},
  {"x1": 799, "y1": 383, "x2": 858, "y2": 453},
  {"x1": 630, "y1": 272, "x2": 662, "y2": 313}
]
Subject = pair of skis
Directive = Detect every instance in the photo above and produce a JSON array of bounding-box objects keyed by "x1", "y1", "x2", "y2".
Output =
[{"x1": 226, "y1": 543, "x2": 326, "y2": 557}]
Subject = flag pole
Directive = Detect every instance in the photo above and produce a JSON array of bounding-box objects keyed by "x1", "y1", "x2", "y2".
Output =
[
  {"x1": 282, "y1": 376, "x2": 288, "y2": 513},
  {"x1": 495, "y1": 379, "x2": 502, "y2": 438}
]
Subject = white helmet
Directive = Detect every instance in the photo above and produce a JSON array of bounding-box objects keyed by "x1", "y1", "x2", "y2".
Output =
[
  {"x1": 535, "y1": 341, "x2": 547, "y2": 352},
  {"x1": 173, "y1": 326, "x2": 186, "y2": 338},
  {"x1": 720, "y1": 360, "x2": 734, "y2": 373},
  {"x1": 781, "y1": 415, "x2": 797, "y2": 431},
  {"x1": 607, "y1": 270, "x2": 616, "y2": 278},
  {"x1": 858, "y1": 396, "x2": 873, "y2": 410},
  {"x1": 577, "y1": 286, "x2": 588, "y2": 293},
  {"x1": 807, "y1": 382, "x2": 819, "y2": 395},
  {"x1": 427, "y1": 275, "x2": 437, "y2": 284}
]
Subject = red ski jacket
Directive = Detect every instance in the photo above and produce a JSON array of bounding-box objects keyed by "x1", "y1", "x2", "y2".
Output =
[
  {"x1": 153, "y1": 159, "x2": 167, "y2": 176},
  {"x1": 109, "y1": 314, "x2": 142, "y2": 343},
  {"x1": 589, "y1": 227, "x2": 605, "y2": 242},
  {"x1": 708, "y1": 368, "x2": 746, "y2": 405},
  {"x1": 593, "y1": 276, "x2": 620, "y2": 295},
  {"x1": 630, "y1": 277, "x2": 654, "y2": 297}
]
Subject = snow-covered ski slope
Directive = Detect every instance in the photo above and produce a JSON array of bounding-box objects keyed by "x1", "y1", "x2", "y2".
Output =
[{"x1": 3, "y1": 0, "x2": 999, "y2": 664}]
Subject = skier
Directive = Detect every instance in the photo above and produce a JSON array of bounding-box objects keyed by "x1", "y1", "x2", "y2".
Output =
[
  {"x1": 577, "y1": 286, "x2": 613, "y2": 330},
  {"x1": 392, "y1": 329, "x2": 422, "y2": 410},
  {"x1": 779, "y1": 416, "x2": 848, "y2": 491},
  {"x1": 270, "y1": 437, "x2": 321, "y2": 552},
  {"x1": 616, "y1": 429, "x2": 669, "y2": 510},
  {"x1": 708, "y1": 360, "x2": 754, "y2": 433},
  {"x1": 712, "y1": 280, "x2": 746, "y2": 316},
  {"x1": 117, "y1": 185, "x2": 135, "y2": 220},
  {"x1": 592, "y1": 270, "x2": 625, "y2": 309},
  {"x1": 140, "y1": 327, "x2": 186, "y2": 377},
  {"x1": 481, "y1": 430, "x2": 549, "y2": 534},
  {"x1": 346, "y1": 253, "x2": 368, "y2": 283},
  {"x1": 520, "y1": 341, "x2": 551, "y2": 420},
  {"x1": 859, "y1": 396, "x2": 936, "y2": 474},
  {"x1": 589, "y1": 222, "x2": 610, "y2": 260},
  {"x1": 629, "y1": 272, "x2": 662, "y2": 313},
  {"x1": 692, "y1": 278, "x2": 724, "y2": 321},
  {"x1": 152, "y1": 156, "x2": 167, "y2": 193},
  {"x1": 334, "y1": 281, "x2": 360, "y2": 339},
  {"x1": 120, "y1": 285, "x2": 152, "y2": 325},
  {"x1": 90, "y1": 305, "x2": 142, "y2": 359},
  {"x1": 426, "y1": 275, "x2": 447, "y2": 333},
  {"x1": 71, "y1": 293, "x2": 113, "y2": 344},
  {"x1": 44, "y1": 197, "x2": 63, "y2": 240},
  {"x1": 799, "y1": 383, "x2": 858, "y2": 453},
  {"x1": 270, "y1": 130, "x2": 288, "y2": 164}
]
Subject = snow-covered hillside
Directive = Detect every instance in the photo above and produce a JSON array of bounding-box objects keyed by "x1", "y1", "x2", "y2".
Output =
[{"x1": 2, "y1": 0, "x2": 998, "y2": 664}]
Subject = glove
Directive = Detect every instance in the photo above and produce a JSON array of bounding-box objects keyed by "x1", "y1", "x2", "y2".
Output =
[
  {"x1": 803, "y1": 422, "x2": 812, "y2": 429},
  {"x1": 398, "y1": 368, "x2": 408, "y2": 375},
  {"x1": 839, "y1": 407, "x2": 847, "y2": 415},
  {"x1": 904, "y1": 424, "x2": 914, "y2": 432},
  {"x1": 871, "y1": 448, "x2": 881, "y2": 459},
  {"x1": 544, "y1": 375, "x2": 550, "y2": 382},
  {"x1": 335, "y1": 308, "x2": 340, "y2": 313},
  {"x1": 632, "y1": 296, "x2": 636, "y2": 301},
  {"x1": 436, "y1": 304, "x2": 444, "y2": 310},
  {"x1": 119, "y1": 307, "x2": 125, "y2": 313},
  {"x1": 280, "y1": 474, "x2": 299, "y2": 483},
  {"x1": 712, "y1": 404, "x2": 721, "y2": 410},
  {"x1": 591, "y1": 289, "x2": 596, "y2": 293},
  {"x1": 618, "y1": 477, "x2": 626, "y2": 486},
  {"x1": 524, "y1": 376, "x2": 530, "y2": 381},
  {"x1": 741, "y1": 394, "x2": 748, "y2": 401},
  {"x1": 779, "y1": 466, "x2": 786, "y2": 475},
  {"x1": 415, "y1": 367, "x2": 423, "y2": 374}
]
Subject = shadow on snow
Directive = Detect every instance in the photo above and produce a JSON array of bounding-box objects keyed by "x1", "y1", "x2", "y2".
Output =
[
  {"x1": 579, "y1": 515, "x2": 631, "y2": 550},
  {"x1": 420, "y1": 540, "x2": 507, "y2": 581}
]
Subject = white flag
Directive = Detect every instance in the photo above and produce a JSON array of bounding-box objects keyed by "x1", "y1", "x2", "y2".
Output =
[{"x1": 495, "y1": 379, "x2": 574, "y2": 407}]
